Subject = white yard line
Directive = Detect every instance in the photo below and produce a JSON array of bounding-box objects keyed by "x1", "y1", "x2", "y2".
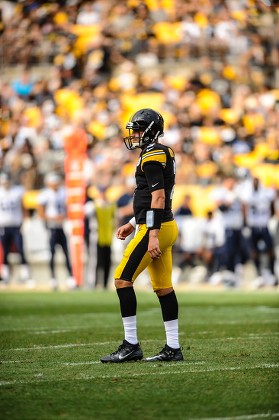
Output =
[
  {"x1": 0, "y1": 363, "x2": 278, "y2": 387},
  {"x1": 192, "y1": 320, "x2": 279, "y2": 325},
  {"x1": 7, "y1": 342, "x2": 113, "y2": 351},
  {"x1": 1, "y1": 360, "x2": 26, "y2": 364},
  {"x1": 94, "y1": 363, "x2": 279, "y2": 379},
  {"x1": 256, "y1": 306, "x2": 279, "y2": 313},
  {"x1": 32, "y1": 330, "x2": 76, "y2": 334},
  {"x1": 0, "y1": 326, "x2": 90, "y2": 332},
  {"x1": 0, "y1": 318, "x2": 278, "y2": 333},
  {"x1": 195, "y1": 413, "x2": 279, "y2": 420},
  {"x1": 4, "y1": 339, "x2": 179, "y2": 351},
  {"x1": 4, "y1": 332, "x2": 277, "y2": 352},
  {"x1": 62, "y1": 360, "x2": 207, "y2": 367}
]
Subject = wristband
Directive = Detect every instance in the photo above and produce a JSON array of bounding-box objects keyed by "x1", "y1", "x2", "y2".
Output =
[
  {"x1": 128, "y1": 217, "x2": 136, "y2": 228},
  {"x1": 146, "y1": 208, "x2": 164, "y2": 230}
]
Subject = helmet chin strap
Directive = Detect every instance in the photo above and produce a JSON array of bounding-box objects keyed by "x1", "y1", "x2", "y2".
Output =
[
  {"x1": 140, "y1": 137, "x2": 154, "y2": 148},
  {"x1": 140, "y1": 135, "x2": 150, "y2": 146}
]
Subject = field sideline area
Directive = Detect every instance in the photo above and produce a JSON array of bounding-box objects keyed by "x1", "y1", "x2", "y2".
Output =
[{"x1": 0, "y1": 290, "x2": 278, "y2": 420}]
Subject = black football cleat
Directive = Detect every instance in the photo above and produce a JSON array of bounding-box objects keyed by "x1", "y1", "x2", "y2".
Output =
[
  {"x1": 100, "y1": 340, "x2": 143, "y2": 363},
  {"x1": 144, "y1": 344, "x2": 184, "y2": 362}
]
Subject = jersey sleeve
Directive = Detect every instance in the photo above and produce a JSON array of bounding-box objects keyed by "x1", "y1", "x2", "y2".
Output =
[
  {"x1": 141, "y1": 146, "x2": 167, "y2": 192},
  {"x1": 142, "y1": 161, "x2": 164, "y2": 192},
  {"x1": 141, "y1": 146, "x2": 167, "y2": 171}
]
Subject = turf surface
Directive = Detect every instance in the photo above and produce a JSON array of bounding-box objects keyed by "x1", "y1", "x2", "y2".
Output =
[{"x1": 0, "y1": 290, "x2": 278, "y2": 420}]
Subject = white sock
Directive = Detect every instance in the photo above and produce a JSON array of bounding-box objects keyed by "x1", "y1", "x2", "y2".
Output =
[
  {"x1": 164, "y1": 319, "x2": 179, "y2": 349},
  {"x1": 122, "y1": 315, "x2": 138, "y2": 345}
]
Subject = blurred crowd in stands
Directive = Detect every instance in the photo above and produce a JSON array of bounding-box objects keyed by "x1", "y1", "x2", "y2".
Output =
[{"x1": 0, "y1": 0, "x2": 278, "y2": 288}]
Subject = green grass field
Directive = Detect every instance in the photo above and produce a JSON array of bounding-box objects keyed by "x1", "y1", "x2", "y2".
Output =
[{"x1": 0, "y1": 289, "x2": 278, "y2": 420}]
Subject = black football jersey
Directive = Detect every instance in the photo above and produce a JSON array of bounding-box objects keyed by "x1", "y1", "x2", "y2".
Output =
[{"x1": 133, "y1": 142, "x2": 175, "y2": 224}]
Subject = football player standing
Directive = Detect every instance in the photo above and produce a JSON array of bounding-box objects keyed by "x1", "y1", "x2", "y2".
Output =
[
  {"x1": 101, "y1": 108, "x2": 183, "y2": 363},
  {"x1": 0, "y1": 173, "x2": 33, "y2": 286},
  {"x1": 37, "y1": 173, "x2": 75, "y2": 290}
]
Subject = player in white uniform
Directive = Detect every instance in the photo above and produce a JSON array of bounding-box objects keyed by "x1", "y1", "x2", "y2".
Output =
[
  {"x1": 242, "y1": 177, "x2": 276, "y2": 287},
  {"x1": 211, "y1": 176, "x2": 249, "y2": 287},
  {"x1": 37, "y1": 173, "x2": 74, "y2": 290},
  {"x1": 0, "y1": 173, "x2": 33, "y2": 285},
  {"x1": 199, "y1": 209, "x2": 226, "y2": 284}
]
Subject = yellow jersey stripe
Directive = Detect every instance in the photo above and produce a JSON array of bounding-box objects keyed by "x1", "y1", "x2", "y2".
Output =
[
  {"x1": 141, "y1": 154, "x2": 166, "y2": 170},
  {"x1": 168, "y1": 148, "x2": 174, "y2": 157},
  {"x1": 142, "y1": 152, "x2": 166, "y2": 164},
  {"x1": 142, "y1": 150, "x2": 166, "y2": 159}
]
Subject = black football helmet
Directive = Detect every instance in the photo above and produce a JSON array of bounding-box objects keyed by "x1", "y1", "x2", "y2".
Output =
[{"x1": 124, "y1": 108, "x2": 164, "y2": 150}]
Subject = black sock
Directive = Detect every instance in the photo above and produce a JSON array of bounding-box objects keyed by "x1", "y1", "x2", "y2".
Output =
[
  {"x1": 117, "y1": 287, "x2": 137, "y2": 318},
  {"x1": 158, "y1": 291, "x2": 178, "y2": 322}
]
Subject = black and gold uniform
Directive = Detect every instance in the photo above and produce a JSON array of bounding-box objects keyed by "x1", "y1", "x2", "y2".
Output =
[
  {"x1": 134, "y1": 143, "x2": 175, "y2": 224},
  {"x1": 115, "y1": 142, "x2": 178, "y2": 290},
  {"x1": 101, "y1": 108, "x2": 183, "y2": 364}
]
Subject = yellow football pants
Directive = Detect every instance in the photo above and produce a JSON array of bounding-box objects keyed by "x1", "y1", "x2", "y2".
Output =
[{"x1": 114, "y1": 220, "x2": 178, "y2": 291}]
